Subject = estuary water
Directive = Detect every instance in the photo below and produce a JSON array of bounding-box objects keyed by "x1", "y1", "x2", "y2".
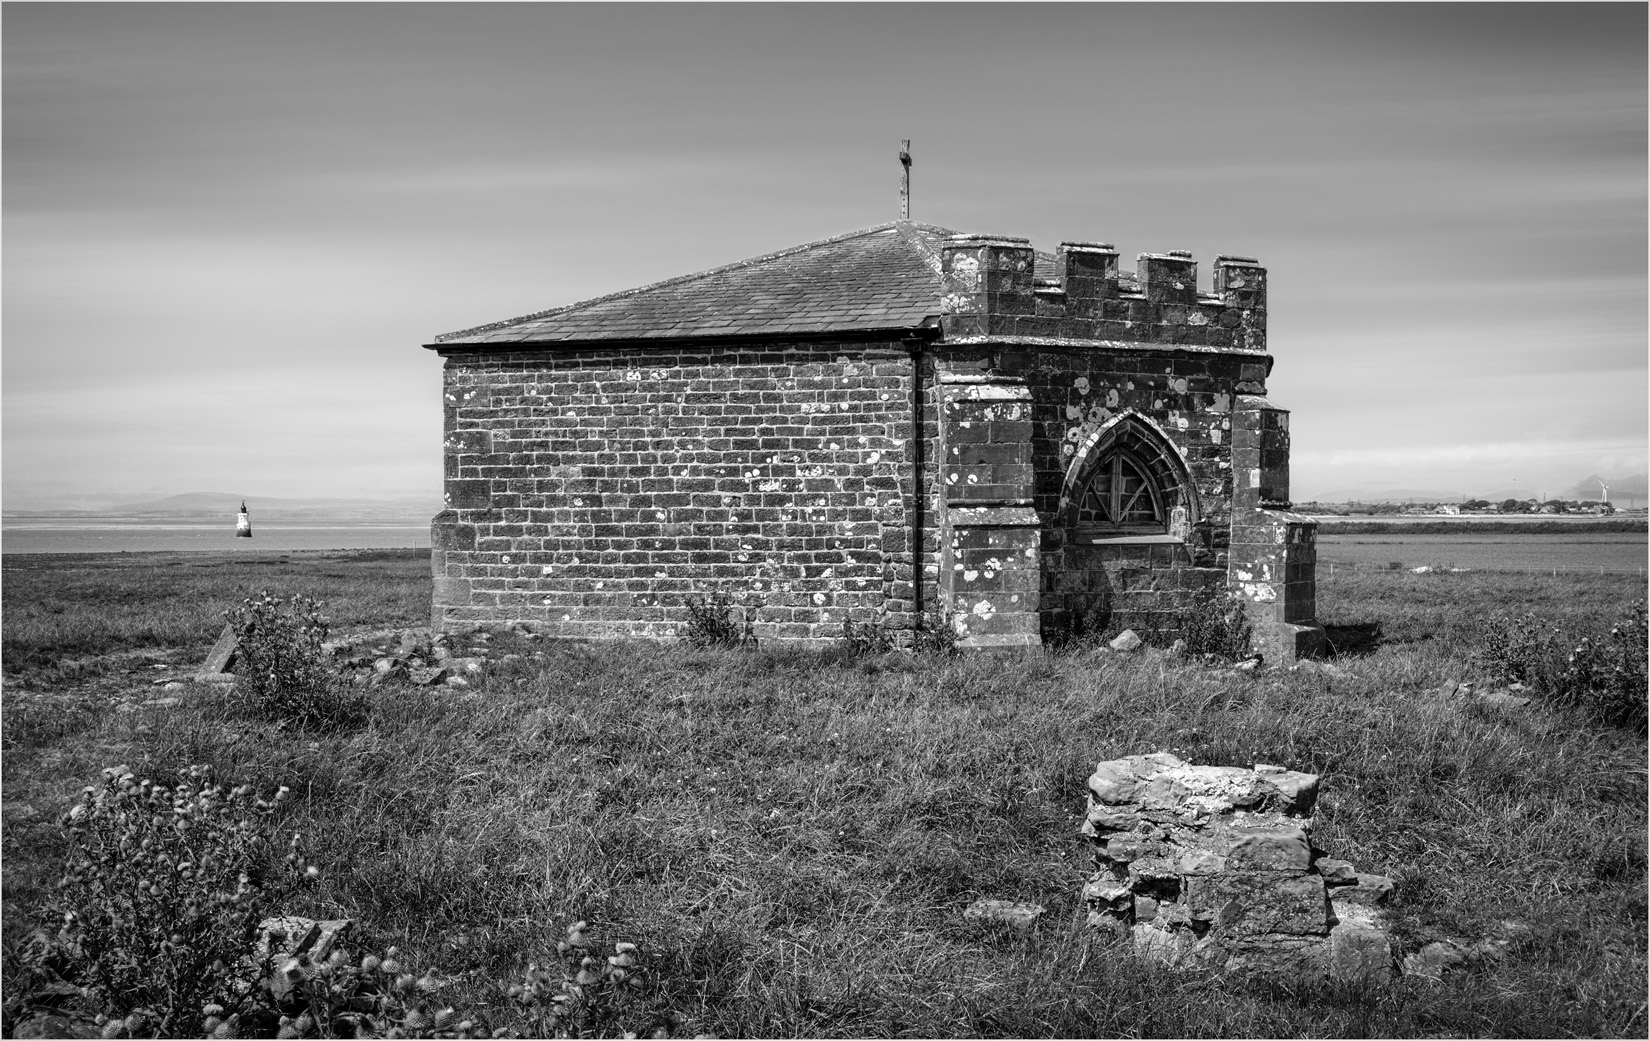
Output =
[{"x1": 1, "y1": 518, "x2": 430, "y2": 554}]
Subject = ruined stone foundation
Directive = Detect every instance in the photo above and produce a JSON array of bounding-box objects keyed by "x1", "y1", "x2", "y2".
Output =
[{"x1": 1081, "y1": 753, "x2": 1395, "y2": 982}]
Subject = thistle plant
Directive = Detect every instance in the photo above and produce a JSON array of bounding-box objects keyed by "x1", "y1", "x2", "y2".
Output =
[
  {"x1": 240, "y1": 945, "x2": 473, "y2": 1039},
  {"x1": 1553, "y1": 600, "x2": 1648, "y2": 733},
  {"x1": 39, "y1": 765, "x2": 313, "y2": 1036},
  {"x1": 912, "y1": 610, "x2": 961, "y2": 656},
  {"x1": 251, "y1": 923, "x2": 662, "y2": 1039},
  {"x1": 508, "y1": 921, "x2": 661, "y2": 1039},
  {"x1": 228, "y1": 592, "x2": 366, "y2": 731}
]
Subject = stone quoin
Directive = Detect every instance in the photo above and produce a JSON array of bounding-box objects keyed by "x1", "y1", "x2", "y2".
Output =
[{"x1": 424, "y1": 222, "x2": 1324, "y2": 658}]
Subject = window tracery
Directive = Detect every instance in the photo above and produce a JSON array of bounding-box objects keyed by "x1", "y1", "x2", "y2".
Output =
[
  {"x1": 1074, "y1": 449, "x2": 1165, "y2": 533},
  {"x1": 1064, "y1": 414, "x2": 1197, "y2": 543}
]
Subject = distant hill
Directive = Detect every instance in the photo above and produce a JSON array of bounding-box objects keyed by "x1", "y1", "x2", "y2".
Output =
[
  {"x1": 1305, "y1": 474, "x2": 1650, "y2": 505},
  {"x1": 7, "y1": 492, "x2": 440, "y2": 522},
  {"x1": 1300, "y1": 487, "x2": 1472, "y2": 504}
]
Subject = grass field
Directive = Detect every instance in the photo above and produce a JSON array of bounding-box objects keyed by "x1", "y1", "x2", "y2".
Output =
[
  {"x1": 2, "y1": 551, "x2": 1645, "y2": 1037},
  {"x1": 1316, "y1": 532, "x2": 1648, "y2": 574},
  {"x1": 1312, "y1": 518, "x2": 1647, "y2": 535},
  {"x1": 0, "y1": 549, "x2": 430, "y2": 678}
]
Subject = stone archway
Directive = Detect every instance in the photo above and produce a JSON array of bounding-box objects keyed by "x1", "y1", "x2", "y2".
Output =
[{"x1": 1045, "y1": 411, "x2": 1222, "y2": 639}]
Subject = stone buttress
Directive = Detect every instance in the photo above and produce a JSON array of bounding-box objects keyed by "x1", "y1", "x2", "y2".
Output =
[{"x1": 937, "y1": 378, "x2": 1041, "y2": 648}]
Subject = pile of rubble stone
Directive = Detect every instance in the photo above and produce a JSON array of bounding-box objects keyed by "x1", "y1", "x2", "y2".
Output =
[
  {"x1": 1080, "y1": 752, "x2": 1397, "y2": 982},
  {"x1": 330, "y1": 630, "x2": 489, "y2": 689},
  {"x1": 194, "y1": 625, "x2": 544, "y2": 690}
]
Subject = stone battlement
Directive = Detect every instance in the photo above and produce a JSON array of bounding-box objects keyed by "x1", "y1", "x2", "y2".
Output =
[{"x1": 939, "y1": 235, "x2": 1267, "y2": 351}]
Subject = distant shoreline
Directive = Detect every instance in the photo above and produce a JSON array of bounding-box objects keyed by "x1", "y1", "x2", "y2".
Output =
[
  {"x1": 0, "y1": 519, "x2": 430, "y2": 555},
  {"x1": 1, "y1": 516, "x2": 432, "y2": 524},
  {"x1": 1312, "y1": 517, "x2": 1647, "y2": 535},
  {"x1": 1, "y1": 517, "x2": 432, "y2": 526}
]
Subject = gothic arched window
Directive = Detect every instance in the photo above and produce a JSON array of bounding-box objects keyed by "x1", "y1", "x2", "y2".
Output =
[
  {"x1": 1074, "y1": 449, "x2": 1166, "y2": 534},
  {"x1": 1062, "y1": 414, "x2": 1197, "y2": 543}
]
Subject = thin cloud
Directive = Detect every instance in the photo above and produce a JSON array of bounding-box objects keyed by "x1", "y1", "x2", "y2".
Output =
[
  {"x1": 1296, "y1": 441, "x2": 1648, "y2": 469},
  {"x1": 304, "y1": 158, "x2": 730, "y2": 196}
]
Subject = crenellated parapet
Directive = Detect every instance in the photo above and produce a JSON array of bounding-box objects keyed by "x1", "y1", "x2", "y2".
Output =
[{"x1": 939, "y1": 235, "x2": 1266, "y2": 351}]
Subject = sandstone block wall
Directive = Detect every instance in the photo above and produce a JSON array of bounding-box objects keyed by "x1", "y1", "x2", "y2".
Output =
[
  {"x1": 433, "y1": 333, "x2": 1271, "y2": 648},
  {"x1": 433, "y1": 343, "x2": 937, "y2": 643}
]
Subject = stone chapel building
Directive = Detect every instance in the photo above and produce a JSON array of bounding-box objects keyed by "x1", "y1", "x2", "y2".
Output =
[{"x1": 425, "y1": 221, "x2": 1324, "y2": 659}]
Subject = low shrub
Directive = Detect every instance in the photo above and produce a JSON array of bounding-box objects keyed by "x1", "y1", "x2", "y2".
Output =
[
  {"x1": 1044, "y1": 602, "x2": 1114, "y2": 653},
  {"x1": 1473, "y1": 611, "x2": 1565, "y2": 691},
  {"x1": 680, "y1": 592, "x2": 753, "y2": 649},
  {"x1": 1177, "y1": 585, "x2": 1253, "y2": 660},
  {"x1": 234, "y1": 920, "x2": 665, "y2": 1040},
  {"x1": 1474, "y1": 602, "x2": 1647, "y2": 733},
  {"x1": 228, "y1": 593, "x2": 366, "y2": 732},
  {"x1": 250, "y1": 945, "x2": 467, "y2": 1039},
  {"x1": 8, "y1": 766, "x2": 313, "y2": 1037},
  {"x1": 6, "y1": 766, "x2": 674, "y2": 1039},
  {"x1": 1551, "y1": 600, "x2": 1648, "y2": 733},
  {"x1": 912, "y1": 611, "x2": 961, "y2": 656},
  {"x1": 840, "y1": 616, "x2": 894, "y2": 657}
]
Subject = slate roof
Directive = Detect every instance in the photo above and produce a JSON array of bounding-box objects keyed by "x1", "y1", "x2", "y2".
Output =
[{"x1": 432, "y1": 221, "x2": 961, "y2": 347}]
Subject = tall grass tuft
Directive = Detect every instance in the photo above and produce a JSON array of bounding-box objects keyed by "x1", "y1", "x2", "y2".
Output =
[
  {"x1": 680, "y1": 592, "x2": 753, "y2": 649},
  {"x1": 840, "y1": 615, "x2": 894, "y2": 657}
]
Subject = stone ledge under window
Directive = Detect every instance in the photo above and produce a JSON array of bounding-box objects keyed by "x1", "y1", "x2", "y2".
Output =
[{"x1": 1074, "y1": 533, "x2": 1184, "y2": 546}]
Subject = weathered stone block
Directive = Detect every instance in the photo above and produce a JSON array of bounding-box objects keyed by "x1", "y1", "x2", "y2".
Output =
[
  {"x1": 1314, "y1": 857, "x2": 1357, "y2": 884},
  {"x1": 1327, "y1": 921, "x2": 1395, "y2": 983},
  {"x1": 199, "y1": 623, "x2": 238, "y2": 677},
  {"x1": 1138, "y1": 254, "x2": 1197, "y2": 305},
  {"x1": 446, "y1": 479, "x2": 492, "y2": 511},
  {"x1": 1329, "y1": 873, "x2": 1395, "y2": 907},
  {"x1": 1185, "y1": 873, "x2": 1328, "y2": 936},
  {"x1": 964, "y1": 899, "x2": 1047, "y2": 930},
  {"x1": 1225, "y1": 823, "x2": 1313, "y2": 873}
]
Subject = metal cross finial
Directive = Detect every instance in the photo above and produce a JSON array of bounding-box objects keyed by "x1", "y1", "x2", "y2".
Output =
[{"x1": 899, "y1": 140, "x2": 911, "y2": 220}]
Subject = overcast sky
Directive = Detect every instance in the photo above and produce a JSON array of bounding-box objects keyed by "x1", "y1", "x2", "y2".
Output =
[{"x1": 5, "y1": 3, "x2": 1645, "y2": 507}]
